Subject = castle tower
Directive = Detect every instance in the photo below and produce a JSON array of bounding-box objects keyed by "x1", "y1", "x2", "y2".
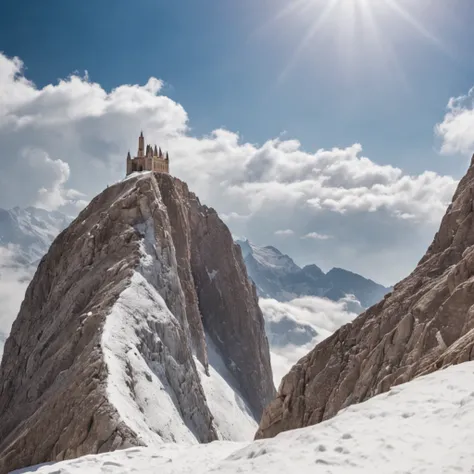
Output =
[
  {"x1": 138, "y1": 131, "x2": 145, "y2": 157},
  {"x1": 126, "y1": 132, "x2": 170, "y2": 176}
]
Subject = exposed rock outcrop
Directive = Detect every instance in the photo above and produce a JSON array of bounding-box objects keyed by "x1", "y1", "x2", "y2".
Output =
[
  {"x1": 256, "y1": 156, "x2": 474, "y2": 439},
  {"x1": 0, "y1": 172, "x2": 275, "y2": 473}
]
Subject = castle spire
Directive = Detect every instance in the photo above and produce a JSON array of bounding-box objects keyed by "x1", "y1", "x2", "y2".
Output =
[
  {"x1": 165, "y1": 151, "x2": 169, "y2": 161},
  {"x1": 154, "y1": 145, "x2": 158, "y2": 157},
  {"x1": 127, "y1": 151, "x2": 131, "y2": 160},
  {"x1": 138, "y1": 132, "x2": 145, "y2": 157},
  {"x1": 159, "y1": 147, "x2": 162, "y2": 158}
]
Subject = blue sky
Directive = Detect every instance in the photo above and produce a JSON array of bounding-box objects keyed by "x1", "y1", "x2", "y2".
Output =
[
  {"x1": 1, "y1": 0, "x2": 474, "y2": 285},
  {"x1": 2, "y1": 0, "x2": 473, "y2": 177}
]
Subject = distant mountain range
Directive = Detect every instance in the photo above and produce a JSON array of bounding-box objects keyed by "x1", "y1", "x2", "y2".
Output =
[
  {"x1": 0, "y1": 207, "x2": 71, "y2": 356},
  {"x1": 236, "y1": 239, "x2": 391, "y2": 309},
  {"x1": 0, "y1": 207, "x2": 71, "y2": 266}
]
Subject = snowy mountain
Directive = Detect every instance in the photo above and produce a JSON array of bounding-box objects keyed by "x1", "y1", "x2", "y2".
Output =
[
  {"x1": 0, "y1": 206, "x2": 71, "y2": 265},
  {"x1": 16, "y1": 361, "x2": 474, "y2": 474},
  {"x1": 0, "y1": 172, "x2": 275, "y2": 473},
  {"x1": 0, "y1": 207, "x2": 71, "y2": 357},
  {"x1": 237, "y1": 239, "x2": 391, "y2": 308}
]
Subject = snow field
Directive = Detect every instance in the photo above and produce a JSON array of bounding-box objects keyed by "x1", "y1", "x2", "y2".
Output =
[{"x1": 17, "y1": 361, "x2": 474, "y2": 473}]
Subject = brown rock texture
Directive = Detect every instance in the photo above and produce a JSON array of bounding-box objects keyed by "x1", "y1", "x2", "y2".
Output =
[
  {"x1": 256, "y1": 155, "x2": 474, "y2": 440},
  {"x1": 0, "y1": 172, "x2": 275, "y2": 473}
]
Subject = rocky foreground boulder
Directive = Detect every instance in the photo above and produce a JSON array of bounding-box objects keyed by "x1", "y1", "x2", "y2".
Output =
[
  {"x1": 0, "y1": 172, "x2": 275, "y2": 473},
  {"x1": 256, "y1": 155, "x2": 474, "y2": 439}
]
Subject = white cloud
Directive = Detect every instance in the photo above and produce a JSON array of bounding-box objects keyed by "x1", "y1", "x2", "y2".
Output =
[
  {"x1": 275, "y1": 229, "x2": 294, "y2": 236},
  {"x1": 436, "y1": 87, "x2": 474, "y2": 155},
  {"x1": 259, "y1": 296, "x2": 359, "y2": 386},
  {"x1": 0, "y1": 54, "x2": 187, "y2": 214},
  {"x1": 0, "y1": 52, "x2": 460, "y2": 284},
  {"x1": 20, "y1": 148, "x2": 86, "y2": 211},
  {"x1": 302, "y1": 232, "x2": 331, "y2": 240}
]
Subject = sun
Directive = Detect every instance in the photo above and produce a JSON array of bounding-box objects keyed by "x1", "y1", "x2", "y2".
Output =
[{"x1": 263, "y1": 0, "x2": 446, "y2": 83}]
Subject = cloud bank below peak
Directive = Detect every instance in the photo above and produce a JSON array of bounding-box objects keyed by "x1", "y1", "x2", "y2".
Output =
[{"x1": 260, "y1": 295, "x2": 360, "y2": 386}]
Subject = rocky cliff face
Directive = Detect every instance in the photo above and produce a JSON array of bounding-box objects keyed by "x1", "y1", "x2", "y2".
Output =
[
  {"x1": 256, "y1": 156, "x2": 474, "y2": 439},
  {"x1": 0, "y1": 172, "x2": 275, "y2": 473}
]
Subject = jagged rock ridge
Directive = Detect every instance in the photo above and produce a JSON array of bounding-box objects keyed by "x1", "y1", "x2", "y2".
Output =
[
  {"x1": 0, "y1": 172, "x2": 275, "y2": 473},
  {"x1": 256, "y1": 155, "x2": 474, "y2": 439}
]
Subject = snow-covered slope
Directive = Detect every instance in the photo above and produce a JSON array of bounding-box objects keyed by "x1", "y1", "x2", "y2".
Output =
[
  {"x1": 102, "y1": 220, "x2": 258, "y2": 447},
  {"x1": 196, "y1": 335, "x2": 257, "y2": 441},
  {"x1": 236, "y1": 239, "x2": 390, "y2": 308},
  {"x1": 17, "y1": 361, "x2": 474, "y2": 474},
  {"x1": 102, "y1": 271, "x2": 257, "y2": 446}
]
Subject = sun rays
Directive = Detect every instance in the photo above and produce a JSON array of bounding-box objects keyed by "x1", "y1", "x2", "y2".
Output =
[{"x1": 263, "y1": 0, "x2": 448, "y2": 84}]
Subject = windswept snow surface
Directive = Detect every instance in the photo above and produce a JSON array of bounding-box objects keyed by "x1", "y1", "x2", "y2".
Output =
[
  {"x1": 121, "y1": 171, "x2": 152, "y2": 183},
  {"x1": 195, "y1": 335, "x2": 257, "y2": 441},
  {"x1": 14, "y1": 443, "x2": 243, "y2": 474},
  {"x1": 102, "y1": 271, "x2": 198, "y2": 445},
  {"x1": 17, "y1": 362, "x2": 474, "y2": 473}
]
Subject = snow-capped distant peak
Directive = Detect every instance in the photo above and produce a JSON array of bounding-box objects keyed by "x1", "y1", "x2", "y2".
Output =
[
  {"x1": 236, "y1": 239, "x2": 390, "y2": 308},
  {"x1": 0, "y1": 207, "x2": 71, "y2": 264},
  {"x1": 240, "y1": 240, "x2": 301, "y2": 275}
]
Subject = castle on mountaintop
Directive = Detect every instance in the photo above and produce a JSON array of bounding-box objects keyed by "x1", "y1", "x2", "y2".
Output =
[{"x1": 126, "y1": 132, "x2": 170, "y2": 175}]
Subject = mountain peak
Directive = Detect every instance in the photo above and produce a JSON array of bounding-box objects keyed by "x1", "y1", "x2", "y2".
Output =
[
  {"x1": 0, "y1": 172, "x2": 275, "y2": 472},
  {"x1": 263, "y1": 245, "x2": 283, "y2": 255}
]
